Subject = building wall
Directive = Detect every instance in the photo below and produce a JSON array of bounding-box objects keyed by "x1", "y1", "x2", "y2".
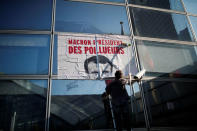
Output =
[{"x1": 0, "y1": 0, "x2": 197, "y2": 131}]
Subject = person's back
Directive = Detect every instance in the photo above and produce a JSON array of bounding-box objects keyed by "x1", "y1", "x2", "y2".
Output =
[
  {"x1": 106, "y1": 78, "x2": 129, "y2": 107},
  {"x1": 105, "y1": 70, "x2": 131, "y2": 131}
]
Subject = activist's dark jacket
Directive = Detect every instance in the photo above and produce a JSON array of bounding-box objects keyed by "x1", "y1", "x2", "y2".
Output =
[{"x1": 106, "y1": 78, "x2": 129, "y2": 106}]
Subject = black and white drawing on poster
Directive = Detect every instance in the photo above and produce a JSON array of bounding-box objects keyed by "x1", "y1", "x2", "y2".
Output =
[{"x1": 58, "y1": 33, "x2": 135, "y2": 79}]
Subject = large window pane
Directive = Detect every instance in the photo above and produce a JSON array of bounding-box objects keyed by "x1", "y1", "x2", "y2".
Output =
[
  {"x1": 130, "y1": 8, "x2": 193, "y2": 41},
  {"x1": 55, "y1": 0, "x2": 130, "y2": 35},
  {"x1": 183, "y1": 0, "x2": 197, "y2": 14},
  {"x1": 136, "y1": 40, "x2": 197, "y2": 76},
  {"x1": 50, "y1": 80, "x2": 143, "y2": 130},
  {"x1": 0, "y1": 0, "x2": 52, "y2": 30},
  {"x1": 0, "y1": 80, "x2": 47, "y2": 131},
  {"x1": 50, "y1": 80, "x2": 107, "y2": 131},
  {"x1": 0, "y1": 34, "x2": 50, "y2": 75},
  {"x1": 129, "y1": 0, "x2": 184, "y2": 12},
  {"x1": 189, "y1": 16, "x2": 197, "y2": 38},
  {"x1": 142, "y1": 80, "x2": 197, "y2": 128}
]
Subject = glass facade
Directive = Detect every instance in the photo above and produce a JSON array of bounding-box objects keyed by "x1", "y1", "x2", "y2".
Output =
[
  {"x1": 0, "y1": 34, "x2": 50, "y2": 75},
  {"x1": 0, "y1": 0, "x2": 52, "y2": 30},
  {"x1": 189, "y1": 16, "x2": 197, "y2": 38},
  {"x1": 129, "y1": 0, "x2": 184, "y2": 11},
  {"x1": 130, "y1": 7, "x2": 193, "y2": 41},
  {"x1": 0, "y1": 80, "x2": 47, "y2": 131},
  {"x1": 136, "y1": 40, "x2": 197, "y2": 76},
  {"x1": 183, "y1": 0, "x2": 197, "y2": 14},
  {"x1": 0, "y1": 0, "x2": 197, "y2": 131},
  {"x1": 142, "y1": 80, "x2": 197, "y2": 127},
  {"x1": 55, "y1": 1, "x2": 130, "y2": 35}
]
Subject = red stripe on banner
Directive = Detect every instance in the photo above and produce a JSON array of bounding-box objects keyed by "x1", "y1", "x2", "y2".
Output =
[{"x1": 105, "y1": 80, "x2": 113, "y2": 86}]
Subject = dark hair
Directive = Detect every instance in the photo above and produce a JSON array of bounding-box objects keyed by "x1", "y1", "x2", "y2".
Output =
[
  {"x1": 84, "y1": 55, "x2": 113, "y2": 73},
  {"x1": 115, "y1": 70, "x2": 123, "y2": 79}
]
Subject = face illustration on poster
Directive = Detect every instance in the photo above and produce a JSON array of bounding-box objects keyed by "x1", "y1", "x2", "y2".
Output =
[{"x1": 84, "y1": 55, "x2": 118, "y2": 78}]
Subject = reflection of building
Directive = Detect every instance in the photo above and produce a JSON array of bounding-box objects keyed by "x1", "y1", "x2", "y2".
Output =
[
  {"x1": 130, "y1": 7, "x2": 178, "y2": 39},
  {"x1": 0, "y1": 80, "x2": 107, "y2": 130},
  {"x1": 51, "y1": 95, "x2": 105, "y2": 130},
  {"x1": 130, "y1": 7, "x2": 192, "y2": 41},
  {"x1": 141, "y1": 64, "x2": 197, "y2": 127},
  {"x1": 0, "y1": 80, "x2": 46, "y2": 131},
  {"x1": 1, "y1": 0, "x2": 197, "y2": 131},
  {"x1": 179, "y1": 28, "x2": 192, "y2": 41}
]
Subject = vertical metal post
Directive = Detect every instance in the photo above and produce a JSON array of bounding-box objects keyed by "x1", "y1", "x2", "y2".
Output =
[
  {"x1": 108, "y1": 95, "x2": 117, "y2": 131},
  {"x1": 129, "y1": 73, "x2": 135, "y2": 113},
  {"x1": 10, "y1": 112, "x2": 16, "y2": 131},
  {"x1": 125, "y1": 0, "x2": 151, "y2": 130},
  {"x1": 138, "y1": 81, "x2": 150, "y2": 131},
  {"x1": 45, "y1": 0, "x2": 56, "y2": 131},
  {"x1": 95, "y1": 36, "x2": 101, "y2": 79}
]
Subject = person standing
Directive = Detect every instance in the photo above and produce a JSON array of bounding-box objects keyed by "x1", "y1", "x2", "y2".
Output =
[{"x1": 105, "y1": 70, "x2": 131, "y2": 131}]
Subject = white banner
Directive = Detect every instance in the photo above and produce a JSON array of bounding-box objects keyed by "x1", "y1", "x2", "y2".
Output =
[{"x1": 58, "y1": 33, "x2": 134, "y2": 79}]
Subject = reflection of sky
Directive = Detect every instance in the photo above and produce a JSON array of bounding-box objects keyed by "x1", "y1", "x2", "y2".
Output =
[
  {"x1": 170, "y1": 0, "x2": 186, "y2": 33},
  {"x1": 0, "y1": 35, "x2": 50, "y2": 74},
  {"x1": 0, "y1": 0, "x2": 52, "y2": 30},
  {"x1": 171, "y1": 14, "x2": 188, "y2": 34},
  {"x1": 189, "y1": 16, "x2": 197, "y2": 39},
  {"x1": 56, "y1": 0, "x2": 130, "y2": 35},
  {"x1": 169, "y1": 0, "x2": 184, "y2": 11},
  {"x1": 170, "y1": 1, "x2": 193, "y2": 40},
  {"x1": 52, "y1": 80, "x2": 139, "y2": 95},
  {"x1": 183, "y1": 0, "x2": 197, "y2": 39},
  {"x1": 52, "y1": 80, "x2": 106, "y2": 95},
  {"x1": 183, "y1": 0, "x2": 197, "y2": 14}
]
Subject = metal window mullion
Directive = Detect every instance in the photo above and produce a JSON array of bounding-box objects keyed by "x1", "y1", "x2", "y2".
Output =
[
  {"x1": 142, "y1": 76, "x2": 197, "y2": 83},
  {"x1": 0, "y1": 30, "x2": 51, "y2": 35},
  {"x1": 187, "y1": 13, "x2": 197, "y2": 17},
  {"x1": 67, "y1": 0, "x2": 125, "y2": 6},
  {"x1": 0, "y1": 75, "x2": 49, "y2": 80},
  {"x1": 128, "y1": 16, "x2": 141, "y2": 70},
  {"x1": 45, "y1": 0, "x2": 56, "y2": 131},
  {"x1": 125, "y1": 0, "x2": 141, "y2": 71},
  {"x1": 49, "y1": 75, "x2": 197, "y2": 82},
  {"x1": 126, "y1": 1, "x2": 150, "y2": 130},
  {"x1": 180, "y1": 0, "x2": 197, "y2": 42},
  {"x1": 134, "y1": 36, "x2": 197, "y2": 46}
]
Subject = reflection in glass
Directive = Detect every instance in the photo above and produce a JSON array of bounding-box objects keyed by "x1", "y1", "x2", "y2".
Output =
[
  {"x1": 183, "y1": 0, "x2": 197, "y2": 14},
  {"x1": 0, "y1": 34, "x2": 50, "y2": 74},
  {"x1": 143, "y1": 80, "x2": 197, "y2": 128},
  {"x1": 136, "y1": 40, "x2": 197, "y2": 76},
  {"x1": 50, "y1": 80, "x2": 107, "y2": 130},
  {"x1": 56, "y1": 0, "x2": 130, "y2": 35},
  {"x1": 130, "y1": 7, "x2": 193, "y2": 41},
  {"x1": 189, "y1": 16, "x2": 197, "y2": 38},
  {"x1": 129, "y1": 0, "x2": 184, "y2": 12},
  {"x1": 51, "y1": 80, "x2": 106, "y2": 95},
  {"x1": 50, "y1": 80, "x2": 144, "y2": 130},
  {"x1": 0, "y1": 0, "x2": 52, "y2": 30},
  {"x1": 0, "y1": 80, "x2": 47, "y2": 131}
]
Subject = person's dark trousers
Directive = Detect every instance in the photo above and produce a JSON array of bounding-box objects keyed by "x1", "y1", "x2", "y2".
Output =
[
  {"x1": 113, "y1": 104, "x2": 131, "y2": 131},
  {"x1": 114, "y1": 110, "x2": 122, "y2": 131}
]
